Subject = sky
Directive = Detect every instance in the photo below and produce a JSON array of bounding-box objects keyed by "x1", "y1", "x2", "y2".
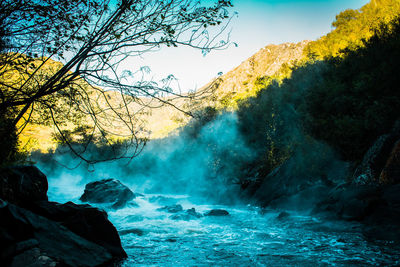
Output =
[{"x1": 126, "y1": 0, "x2": 369, "y2": 92}]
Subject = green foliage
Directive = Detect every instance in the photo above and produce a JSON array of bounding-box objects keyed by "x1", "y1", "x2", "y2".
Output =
[
  {"x1": 237, "y1": 63, "x2": 327, "y2": 175},
  {"x1": 331, "y1": 9, "x2": 360, "y2": 29},
  {"x1": 236, "y1": 16, "x2": 400, "y2": 181},
  {"x1": 304, "y1": 0, "x2": 400, "y2": 59},
  {"x1": 253, "y1": 76, "x2": 273, "y2": 93},
  {"x1": 304, "y1": 17, "x2": 400, "y2": 161}
]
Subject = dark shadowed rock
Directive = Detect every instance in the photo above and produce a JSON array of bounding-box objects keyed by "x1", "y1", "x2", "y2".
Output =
[
  {"x1": 30, "y1": 201, "x2": 126, "y2": 258},
  {"x1": 0, "y1": 200, "x2": 113, "y2": 266},
  {"x1": 353, "y1": 121, "x2": 400, "y2": 185},
  {"x1": 10, "y1": 247, "x2": 58, "y2": 267},
  {"x1": 246, "y1": 162, "x2": 309, "y2": 207},
  {"x1": 157, "y1": 204, "x2": 183, "y2": 213},
  {"x1": 0, "y1": 166, "x2": 127, "y2": 265},
  {"x1": 244, "y1": 164, "x2": 288, "y2": 206},
  {"x1": 204, "y1": 209, "x2": 230, "y2": 216},
  {"x1": 0, "y1": 166, "x2": 48, "y2": 206},
  {"x1": 352, "y1": 135, "x2": 393, "y2": 185},
  {"x1": 314, "y1": 183, "x2": 400, "y2": 241},
  {"x1": 314, "y1": 184, "x2": 383, "y2": 221},
  {"x1": 80, "y1": 178, "x2": 135, "y2": 209},
  {"x1": 379, "y1": 139, "x2": 400, "y2": 185},
  {"x1": 170, "y1": 208, "x2": 203, "y2": 220},
  {"x1": 268, "y1": 184, "x2": 332, "y2": 211},
  {"x1": 119, "y1": 228, "x2": 145, "y2": 236},
  {"x1": 276, "y1": 211, "x2": 290, "y2": 220},
  {"x1": 186, "y1": 208, "x2": 203, "y2": 218},
  {"x1": 244, "y1": 151, "x2": 345, "y2": 208}
]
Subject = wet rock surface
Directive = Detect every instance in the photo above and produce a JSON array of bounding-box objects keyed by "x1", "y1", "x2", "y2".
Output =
[
  {"x1": 379, "y1": 139, "x2": 400, "y2": 184},
  {"x1": 0, "y1": 166, "x2": 126, "y2": 266},
  {"x1": 0, "y1": 200, "x2": 113, "y2": 266},
  {"x1": 119, "y1": 228, "x2": 145, "y2": 236},
  {"x1": 30, "y1": 200, "x2": 126, "y2": 258},
  {"x1": 80, "y1": 178, "x2": 135, "y2": 209},
  {"x1": 276, "y1": 211, "x2": 290, "y2": 220},
  {"x1": 353, "y1": 121, "x2": 400, "y2": 185},
  {"x1": 314, "y1": 183, "x2": 400, "y2": 241},
  {"x1": 157, "y1": 204, "x2": 183, "y2": 213},
  {"x1": 243, "y1": 155, "x2": 343, "y2": 209},
  {"x1": 204, "y1": 209, "x2": 230, "y2": 216},
  {"x1": 170, "y1": 207, "x2": 203, "y2": 220}
]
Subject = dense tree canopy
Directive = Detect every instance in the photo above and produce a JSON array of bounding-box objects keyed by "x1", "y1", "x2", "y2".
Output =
[{"x1": 305, "y1": 0, "x2": 400, "y2": 59}]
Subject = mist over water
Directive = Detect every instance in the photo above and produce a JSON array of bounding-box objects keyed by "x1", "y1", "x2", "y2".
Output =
[
  {"x1": 34, "y1": 112, "x2": 400, "y2": 266},
  {"x1": 37, "y1": 113, "x2": 253, "y2": 204}
]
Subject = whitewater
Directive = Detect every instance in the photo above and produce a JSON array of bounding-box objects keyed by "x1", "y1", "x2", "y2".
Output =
[{"x1": 45, "y1": 181, "x2": 399, "y2": 266}]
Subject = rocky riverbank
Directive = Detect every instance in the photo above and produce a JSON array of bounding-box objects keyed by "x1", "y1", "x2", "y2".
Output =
[
  {"x1": 241, "y1": 123, "x2": 400, "y2": 242},
  {"x1": 0, "y1": 166, "x2": 126, "y2": 266}
]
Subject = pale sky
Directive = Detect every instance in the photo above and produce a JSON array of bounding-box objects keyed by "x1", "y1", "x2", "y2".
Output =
[{"x1": 125, "y1": 0, "x2": 369, "y2": 92}]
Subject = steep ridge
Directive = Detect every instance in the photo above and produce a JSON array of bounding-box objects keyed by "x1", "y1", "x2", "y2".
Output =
[{"x1": 209, "y1": 41, "x2": 309, "y2": 104}]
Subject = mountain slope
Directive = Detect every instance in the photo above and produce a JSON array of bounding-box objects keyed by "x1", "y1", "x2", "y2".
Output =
[{"x1": 199, "y1": 41, "x2": 309, "y2": 108}]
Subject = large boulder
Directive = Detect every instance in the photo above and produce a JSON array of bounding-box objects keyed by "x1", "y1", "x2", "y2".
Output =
[
  {"x1": 29, "y1": 201, "x2": 126, "y2": 258},
  {"x1": 80, "y1": 179, "x2": 135, "y2": 209},
  {"x1": 245, "y1": 163, "x2": 294, "y2": 206},
  {"x1": 242, "y1": 144, "x2": 346, "y2": 208},
  {"x1": 353, "y1": 121, "x2": 400, "y2": 185},
  {"x1": 0, "y1": 166, "x2": 48, "y2": 206},
  {"x1": 246, "y1": 162, "x2": 332, "y2": 207},
  {"x1": 0, "y1": 166, "x2": 127, "y2": 265},
  {"x1": 314, "y1": 184, "x2": 400, "y2": 240},
  {"x1": 0, "y1": 200, "x2": 114, "y2": 266},
  {"x1": 314, "y1": 183, "x2": 384, "y2": 221}
]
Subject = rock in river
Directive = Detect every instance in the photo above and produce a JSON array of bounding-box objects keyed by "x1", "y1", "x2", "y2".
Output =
[
  {"x1": 80, "y1": 178, "x2": 135, "y2": 209},
  {"x1": 204, "y1": 209, "x2": 230, "y2": 216},
  {"x1": 0, "y1": 166, "x2": 127, "y2": 266},
  {"x1": 0, "y1": 200, "x2": 114, "y2": 266},
  {"x1": 276, "y1": 211, "x2": 290, "y2": 220},
  {"x1": 157, "y1": 204, "x2": 183, "y2": 213},
  {"x1": 29, "y1": 200, "x2": 126, "y2": 258},
  {"x1": 170, "y1": 208, "x2": 203, "y2": 220}
]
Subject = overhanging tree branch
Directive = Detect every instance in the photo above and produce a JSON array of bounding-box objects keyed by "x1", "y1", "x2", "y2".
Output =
[{"x1": 0, "y1": 0, "x2": 234, "y2": 162}]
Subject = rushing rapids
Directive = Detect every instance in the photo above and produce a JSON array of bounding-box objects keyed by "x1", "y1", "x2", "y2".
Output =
[{"x1": 47, "y1": 180, "x2": 400, "y2": 266}]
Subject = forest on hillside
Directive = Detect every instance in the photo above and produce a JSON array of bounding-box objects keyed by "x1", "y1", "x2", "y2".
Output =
[
  {"x1": 208, "y1": 0, "x2": 400, "y2": 189},
  {"x1": 237, "y1": 14, "x2": 400, "y2": 185}
]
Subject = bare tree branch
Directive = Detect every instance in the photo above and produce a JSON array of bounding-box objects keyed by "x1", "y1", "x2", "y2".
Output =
[{"x1": 0, "y1": 0, "x2": 234, "y2": 162}]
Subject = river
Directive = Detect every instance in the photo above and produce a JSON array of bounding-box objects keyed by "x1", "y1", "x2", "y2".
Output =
[{"x1": 47, "y1": 182, "x2": 400, "y2": 266}]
